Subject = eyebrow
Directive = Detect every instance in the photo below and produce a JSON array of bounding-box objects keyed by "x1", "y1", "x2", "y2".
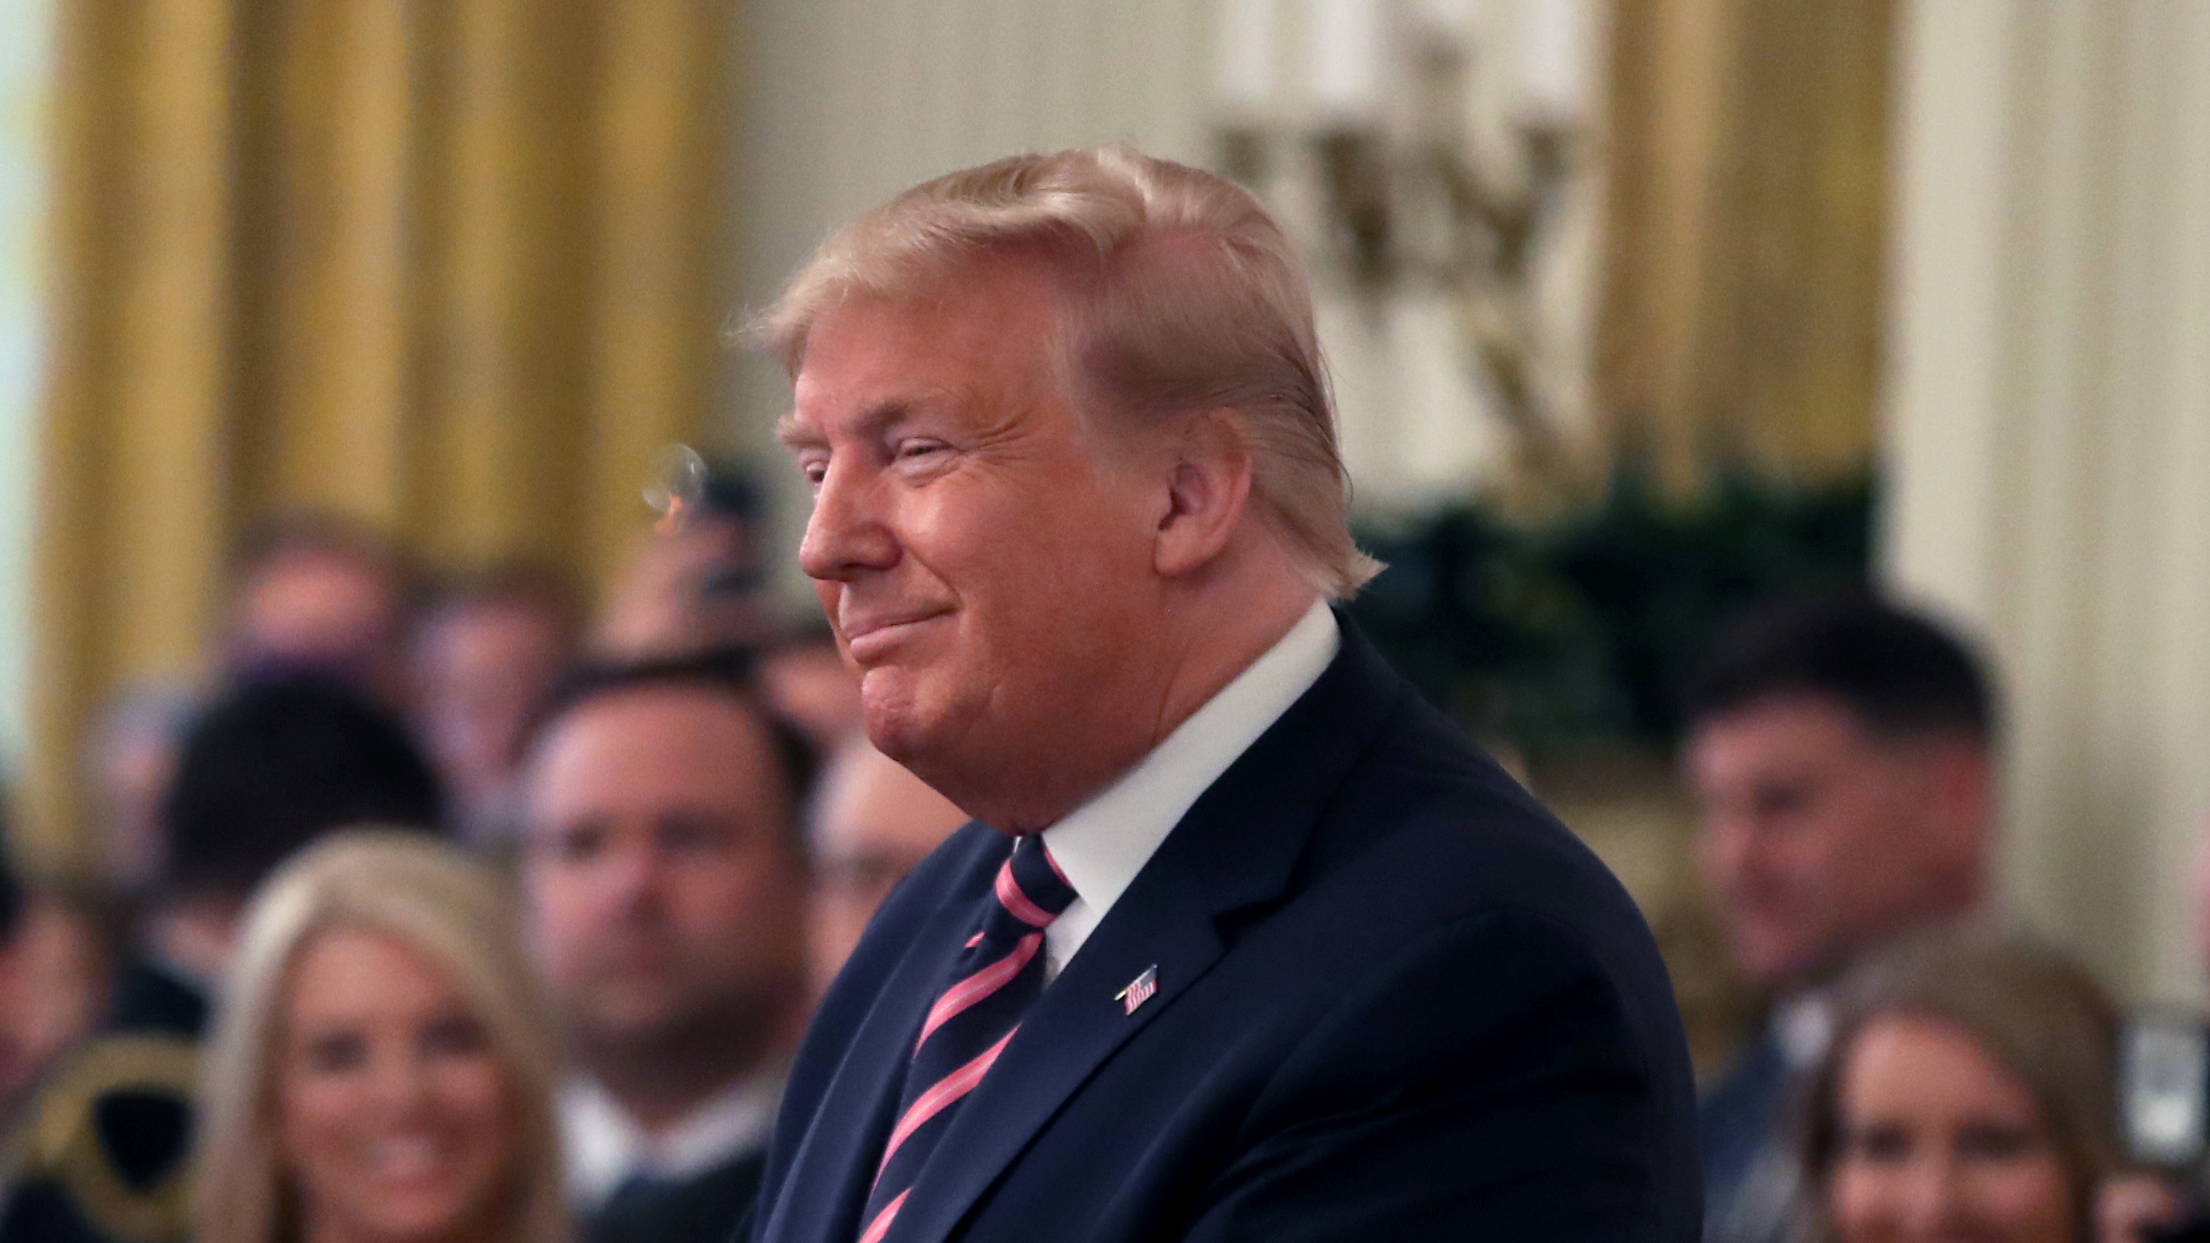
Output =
[
  {"x1": 773, "y1": 413, "x2": 819, "y2": 450},
  {"x1": 774, "y1": 400, "x2": 921, "y2": 451}
]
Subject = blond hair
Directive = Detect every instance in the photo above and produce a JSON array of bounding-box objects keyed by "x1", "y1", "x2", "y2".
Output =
[
  {"x1": 1796, "y1": 930, "x2": 2121, "y2": 1243},
  {"x1": 194, "y1": 830, "x2": 567, "y2": 1243},
  {"x1": 752, "y1": 144, "x2": 1382, "y2": 599}
]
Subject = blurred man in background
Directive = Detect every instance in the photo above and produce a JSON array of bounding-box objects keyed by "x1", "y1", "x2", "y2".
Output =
[
  {"x1": 411, "y1": 561, "x2": 585, "y2": 847},
  {"x1": 78, "y1": 685, "x2": 195, "y2": 900},
  {"x1": 1684, "y1": 590, "x2": 1995, "y2": 1243},
  {"x1": 0, "y1": 676, "x2": 445, "y2": 1243},
  {"x1": 220, "y1": 514, "x2": 417, "y2": 707},
  {"x1": 0, "y1": 880, "x2": 108, "y2": 1140},
  {"x1": 805, "y1": 734, "x2": 969, "y2": 995},
  {"x1": 521, "y1": 657, "x2": 812, "y2": 1243},
  {"x1": 0, "y1": 804, "x2": 112, "y2": 1139}
]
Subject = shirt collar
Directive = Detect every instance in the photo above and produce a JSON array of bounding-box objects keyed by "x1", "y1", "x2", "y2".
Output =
[
  {"x1": 1042, "y1": 599, "x2": 1339, "y2": 924},
  {"x1": 561, "y1": 1064, "x2": 787, "y2": 1208}
]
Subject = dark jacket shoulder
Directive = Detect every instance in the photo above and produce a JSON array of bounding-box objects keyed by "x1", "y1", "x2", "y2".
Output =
[{"x1": 586, "y1": 1151, "x2": 768, "y2": 1243}]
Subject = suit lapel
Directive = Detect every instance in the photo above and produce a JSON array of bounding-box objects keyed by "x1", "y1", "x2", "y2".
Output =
[
  {"x1": 885, "y1": 619, "x2": 1411, "y2": 1243},
  {"x1": 886, "y1": 864, "x2": 1225, "y2": 1243},
  {"x1": 763, "y1": 863, "x2": 991, "y2": 1243}
]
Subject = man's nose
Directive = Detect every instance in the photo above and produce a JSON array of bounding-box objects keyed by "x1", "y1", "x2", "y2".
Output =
[
  {"x1": 1697, "y1": 817, "x2": 1755, "y2": 890},
  {"x1": 1897, "y1": 1154, "x2": 1965, "y2": 1236},
  {"x1": 798, "y1": 460, "x2": 898, "y2": 582},
  {"x1": 594, "y1": 837, "x2": 667, "y2": 914}
]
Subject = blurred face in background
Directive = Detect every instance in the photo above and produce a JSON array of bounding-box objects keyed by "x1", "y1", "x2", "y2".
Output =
[
  {"x1": 1687, "y1": 695, "x2": 1988, "y2": 988},
  {"x1": 280, "y1": 927, "x2": 518, "y2": 1243},
  {"x1": 807, "y1": 739, "x2": 970, "y2": 993},
  {"x1": 412, "y1": 598, "x2": 573, "y2": 827},
  {"x1": 231, "y1": 547, "x2": 408, "y2": 703},
  {"x1": 1827, "y1": 1014, "x2": 2072, "y2": 1243},
  {"x1": 523, "y1": 687, "x2": 808, "y2": 1069},
  {"x1": 0, "y1": 896, "x2": 107, "y2": 1127}
]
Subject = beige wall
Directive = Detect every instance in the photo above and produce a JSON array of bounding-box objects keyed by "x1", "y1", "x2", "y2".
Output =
[{"x1": 1882, "y1": 0, "x2": 2210, "y2": 1003}]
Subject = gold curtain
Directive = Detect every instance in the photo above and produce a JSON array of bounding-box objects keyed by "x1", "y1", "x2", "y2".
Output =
[
  {"x1": 1598, "y1": 0, "x2": 1893, "y2": 492},
  {"x1": 26, "y1": 0, "x2": 739, "y2": 870}
]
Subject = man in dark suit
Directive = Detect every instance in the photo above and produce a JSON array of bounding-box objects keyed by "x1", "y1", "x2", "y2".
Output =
[
  {"x1": 521, "y1": 654, "x2": 814, "y2": 1243},
  {"x1": 747, "y1": 144, "x2": 1700, "y2": 1243},
  {"x1": 1682, "y1": 592, "x2": 1995, "y2": 1243}
]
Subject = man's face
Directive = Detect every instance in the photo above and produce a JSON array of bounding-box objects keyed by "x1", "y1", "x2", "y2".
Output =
[
  {"x1": 414, "y1": 602, "x2": 569, "y2": 804},
  {"x1": 232, "y1": 550, "x2": 404, "y2": 695},
  {"x1": 779, "y1": 260, "x2": 1164, "y2": 794},
  {"x1": 522, "y1": 688, "x2": 807, "y2": 1052},
  {"x1": 1686, "y1": 696, "x2": 1979, "y2": 988}
]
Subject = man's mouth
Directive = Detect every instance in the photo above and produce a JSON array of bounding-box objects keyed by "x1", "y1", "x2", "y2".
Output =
[{"x1": 841, "y1": 609, "x2": 951, "y2": 660}]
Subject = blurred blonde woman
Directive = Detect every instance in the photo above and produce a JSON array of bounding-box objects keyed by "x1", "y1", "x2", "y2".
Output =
[
  {"x1": 1796, "y1": 930, "x2": 2121, "y2": 1243},
  {"x1": 196, "y1": 830, "x2": 566, "y2": 1243}
]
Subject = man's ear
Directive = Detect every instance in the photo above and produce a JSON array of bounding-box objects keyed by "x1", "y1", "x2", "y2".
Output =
[{"x1": 1153, "y1": 409, "x2": 1255, "y2": 579}]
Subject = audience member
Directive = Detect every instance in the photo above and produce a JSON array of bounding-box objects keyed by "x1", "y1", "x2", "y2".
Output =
[
  {"x1": 79, "y1": 684, "x2": 195, "y2": 898},
  {"x1": 411, "y1": 563, "x2": 585, "y2": 847},
  {"x1": 1685, "y1": 589, "x2": 1997, "y2": 1243},
  {"x1": 197, "y1": 831, "x2": 566, "y2": 1243},
  {"x1": 0, "y1": 676, "x2": 445, "y2": 1243},
  {"x1": 0, "y1": 883, "x2": 111, "y2": 1133},
  {"x1": 520, "y1": 655, "x2": 810, "y2": 1243},
  {"x1": 222, "y1": 514, "x2": 417, "y2": 706},
  {"x1": 1796, "y1": 931, "x2": 2120, "y2": 1243},
  {"x1": 805, "y1": 735, "x2": 968, "y2": 994},
  {"x1": 592, "y1": 466, "x2": 776, "y2": 661}
]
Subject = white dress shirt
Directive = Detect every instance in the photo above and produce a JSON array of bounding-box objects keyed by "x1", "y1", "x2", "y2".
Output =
[
  {"x1": 1039, "y1": 599, "x2": 1339, "y2": 979},
  {"x1": 561, "y1": 1065, "x2": 787, "y2": 1209}
]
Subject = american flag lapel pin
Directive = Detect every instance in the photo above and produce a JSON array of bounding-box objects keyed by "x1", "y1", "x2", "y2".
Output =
[{"x1": 1115, "y1": 965, "x2": 1159, "y2": 1016}]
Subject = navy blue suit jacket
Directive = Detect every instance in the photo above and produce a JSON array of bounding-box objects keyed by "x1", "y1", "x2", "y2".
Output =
[{"x1": 752, "y1": 623, "x2": 1701, "y2": 1243}]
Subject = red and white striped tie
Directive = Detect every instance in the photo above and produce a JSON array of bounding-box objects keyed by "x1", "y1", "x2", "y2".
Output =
[{"x1": 855, "y1": 832, "x2": 1077, "y2": 1243}]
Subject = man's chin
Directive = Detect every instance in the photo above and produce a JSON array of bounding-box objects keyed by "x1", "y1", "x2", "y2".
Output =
[
  {"x1": 859, "y1": 677, "x2": 953, "y2": 764},
  {"x1": 1730, "y1": 930, "x2": 1819, "y2": 990}
]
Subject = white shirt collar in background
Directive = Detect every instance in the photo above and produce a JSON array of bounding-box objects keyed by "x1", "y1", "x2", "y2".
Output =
[
  {"x1": 561, "y1": 1065, "x2": 787, "y2": 1209},
  {"x1": 1040, "y1": 599, "x2": 1339, "y2": 979}
]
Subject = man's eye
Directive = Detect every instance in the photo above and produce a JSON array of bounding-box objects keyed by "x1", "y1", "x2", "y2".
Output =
[
  {"x1": 800, "y1": 459, "x2": 829, "y2": 487},
  {"x1": 303, "y1": 1032, "x2": 367, "y2": 1074},
  {"x1": 1845, "y1": 1122, "x2": 1912, "y2": 1163},
  {"x1": 896, "y1": 441, "x2": 948, "y2": 463},
  {"x1": 546, "y1": 826, "x2": 603, "y2": 864}
]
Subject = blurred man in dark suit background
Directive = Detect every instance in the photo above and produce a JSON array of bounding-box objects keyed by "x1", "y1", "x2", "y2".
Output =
[
  {"x1": 1683, "y1": 591, "x2": 1995, "y2": 1243},
  {"x1": 521, "y1": 657, "x2": 812, "y2": 1243},
  {"x1": 747, "y1": 145, "x2": 1699, "y2": 1243}
]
